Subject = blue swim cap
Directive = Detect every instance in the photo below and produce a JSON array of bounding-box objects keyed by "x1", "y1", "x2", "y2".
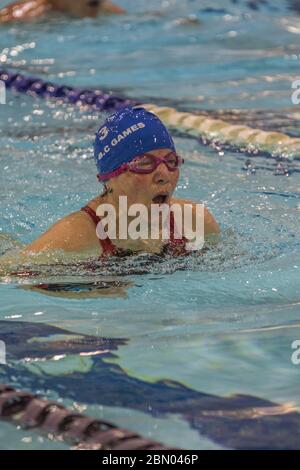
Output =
[{"x1": 93, "y1": 106, "x2": 175, "y2": 181}]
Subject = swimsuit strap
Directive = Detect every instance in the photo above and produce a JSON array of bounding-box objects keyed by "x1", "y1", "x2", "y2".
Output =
[
  {"x1": 168, "y1": 211, "x2": 188, "y2": 255},
  {"x1": 81, "y1": 205, "x2": 100, "y2": 225},
  {"x1": 80, "y1": 205, "x2": 117, "y2": 256}
]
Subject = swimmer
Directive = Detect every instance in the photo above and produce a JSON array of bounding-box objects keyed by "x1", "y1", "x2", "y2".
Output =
[
  {"x1": 0, "y1": 0, "x2": 125, "y2": 23},
  {"x1": 20, "y1": 106, "x2": 220, "y2": 259}
]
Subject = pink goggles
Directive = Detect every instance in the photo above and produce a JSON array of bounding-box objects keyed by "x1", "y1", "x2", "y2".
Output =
[{"x1": 97, "y1": 151, "x2": 184, "y2": 182}]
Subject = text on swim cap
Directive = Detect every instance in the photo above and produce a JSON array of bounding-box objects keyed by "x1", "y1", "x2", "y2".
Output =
[
  {"x1": 98, "y1": 126, "x2": 109, "y2": 141},
  {"x1": 97, "y1": 122, "x2": 146, "y2": 160}
]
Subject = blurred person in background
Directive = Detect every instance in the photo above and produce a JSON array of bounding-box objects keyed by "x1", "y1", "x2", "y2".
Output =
[{"x1": 0, "y1": 0, "x2": 125, "y2": 22}]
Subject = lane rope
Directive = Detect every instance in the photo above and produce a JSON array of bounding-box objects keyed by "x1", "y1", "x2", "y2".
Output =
[
  {"x1": 1, "y1": 68, "x2": 300, "y2": 158},
  {"x1": 0, "y1": 383, "x2": 176, "y2": 450}
]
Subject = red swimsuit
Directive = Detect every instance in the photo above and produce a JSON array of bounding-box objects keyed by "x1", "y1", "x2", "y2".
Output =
[{"x1": 81, "y1": 205, "x2": 188, "y2": 258}]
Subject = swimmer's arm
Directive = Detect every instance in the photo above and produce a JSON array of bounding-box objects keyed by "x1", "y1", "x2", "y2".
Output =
[
  {"x1": 23, "y1": 211, "x2": 102, "y2": 255},
  {"x1": 102, "y1": 1, "x2": 126, "y2": 14}
]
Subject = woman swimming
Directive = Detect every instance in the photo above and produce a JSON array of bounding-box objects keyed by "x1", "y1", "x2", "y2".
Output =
[
  {"x1": 0, "y1": 0, "x2": 125, "y2": 23},
  {"x1": 23, "y1": 106, "x2": 220, "y2": 259}
]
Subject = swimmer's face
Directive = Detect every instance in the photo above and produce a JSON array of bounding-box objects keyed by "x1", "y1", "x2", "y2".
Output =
[
  {"x1": 108, "y1": 149, "x2": 180, "y2": 209},
  {"x1": 53, "y1": 0, "x2": 107, "y2": 18}
]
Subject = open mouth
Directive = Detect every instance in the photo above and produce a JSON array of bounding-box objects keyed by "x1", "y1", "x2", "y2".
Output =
[{"x1": 152, "y1": 193, "x2": 169, "y2": 204}]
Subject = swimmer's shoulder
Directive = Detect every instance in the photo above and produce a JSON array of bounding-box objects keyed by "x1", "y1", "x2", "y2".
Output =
[
  {"x1": 170, "y1": 197, "x2": 220, "y2": 236},
  {"x1": 24, "y1": 208, "x2": 102, "y2": 255},
  {"x1": 0, "y1": 0, "x2": 51, "y2": 23}
]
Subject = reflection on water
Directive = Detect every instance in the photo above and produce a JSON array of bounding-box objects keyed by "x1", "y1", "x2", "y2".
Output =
[
  {"x1": 20, "y1": 279, "x2": 133, "y2": 299},
  {"x1": 1, "y1": 319, "x2": 300, "y2": 450}
]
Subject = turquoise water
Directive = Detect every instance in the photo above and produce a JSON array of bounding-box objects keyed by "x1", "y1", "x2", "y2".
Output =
[{"x1": 0, "y1": 0, "x2": 300, "y2": 450}]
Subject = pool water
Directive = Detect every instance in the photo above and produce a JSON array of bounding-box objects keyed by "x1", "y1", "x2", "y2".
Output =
[{"x1": 1, "y1": 0, "x2": 300, "y2": 450}]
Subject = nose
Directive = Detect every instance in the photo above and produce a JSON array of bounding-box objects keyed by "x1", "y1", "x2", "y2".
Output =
[{"x1": 152, "y1": 161, "x2": 170, "y2": 184}]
